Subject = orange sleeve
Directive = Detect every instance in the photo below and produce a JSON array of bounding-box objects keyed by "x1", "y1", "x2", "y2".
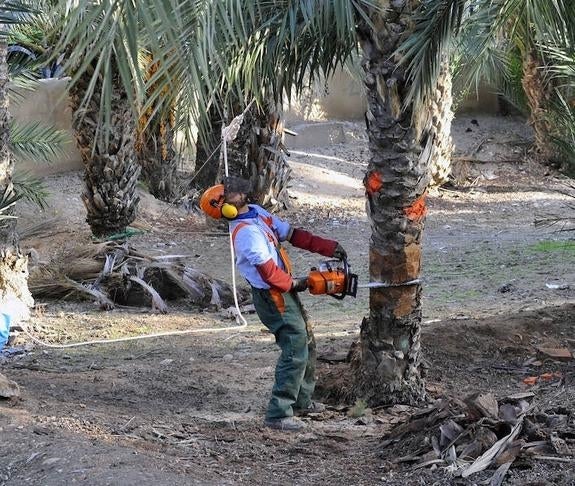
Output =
[
  {"x1": 289, "y1": 228, "x2": 337, "y2": 256},
  {"x1": 256, "y1": 258, "x2": 292, "y2": 293}
]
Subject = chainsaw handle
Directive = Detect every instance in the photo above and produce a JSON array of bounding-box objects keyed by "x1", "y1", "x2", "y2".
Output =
[{"x1": 328, "y1": 257, "x2": 348, "y2": 299}]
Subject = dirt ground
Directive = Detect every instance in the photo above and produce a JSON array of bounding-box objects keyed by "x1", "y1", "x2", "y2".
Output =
[{"x1": 1, "y1": 114, "x2": 574, "y2": 485}]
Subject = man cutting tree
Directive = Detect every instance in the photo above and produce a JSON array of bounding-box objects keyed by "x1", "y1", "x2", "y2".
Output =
[{"x1": 200, "y1": 176, "x2": 347, "y2": 432}]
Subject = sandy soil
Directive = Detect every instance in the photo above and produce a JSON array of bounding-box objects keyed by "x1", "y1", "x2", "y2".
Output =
[{"x1": 1, "y1": 114, "x2": 574, "y2": 485}]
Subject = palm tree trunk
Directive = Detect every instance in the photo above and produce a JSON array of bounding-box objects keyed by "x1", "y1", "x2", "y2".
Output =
[
  {"x1": 0, "y1": 39, "x2": 33, "y2": 306},
  {"x1": 352, "y1": 3, "x2": 438, "y2": 406},
  {"x1": 522, "y1": 51, "x2": 559, "y2": 165},
  {"x1": 136, "y1": 114, "x2": 177, "y2": 202},
  {"x1": 247, "y1": 105, "x2": 292, "y2": 211},
  {"x1": 193, "y1": 106, "x2": 224, "y2": 190},
  {"x1": 225, "y1": 103, "x2": 291, "y2": 211},
  {"x1": 136, "y1": 56, "x2": 178, "y2": 202},
  {"x1": 429, "y1": 60, "x2": 454, "y2": 186},
  {"x1": 70, "y1": 71, "x2": 140, "y2": 238}
]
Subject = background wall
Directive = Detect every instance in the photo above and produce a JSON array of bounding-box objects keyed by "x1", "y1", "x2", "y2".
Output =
[
  {"x1": 11, "y1": 78, "x2": 83, "y2": 176},
  {"x1": 284, "y1": 68, "x2": 500, "y2": 124}
]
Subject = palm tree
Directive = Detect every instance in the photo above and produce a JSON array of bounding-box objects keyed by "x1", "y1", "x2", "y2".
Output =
[
  {"x1": 189, "y1": 1, "x2": 368, "y2": 210},
  {"x1": 60, "y1": 0, "x2": 227, "y2": 233},
  {"x1": 70, "y1": 68, "x2": 140, "y2": 237},
  {"x1": 60, "y1": 1, "x2": 145, "y2": 237},
  {"x1": 533, "y1": 3, "x2": 575, "y2": 173},
  {"x1": 455, "y1": 0, "x2": 574, "y2": 166},
  {"x1": 347, "y1": 1, "x2": 464, "y2": 405}
]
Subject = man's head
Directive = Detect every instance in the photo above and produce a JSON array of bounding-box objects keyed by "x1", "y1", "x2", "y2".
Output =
[
  {"x1": 199, "y1": 176, "x2": 252, "y2": 219},
  {"x1": 223, "y1": 176, "x2": 252, "y2": 213}
]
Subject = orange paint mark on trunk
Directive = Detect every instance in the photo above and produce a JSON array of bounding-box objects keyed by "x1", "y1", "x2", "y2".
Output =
[
  {"x1": 404, "y1": 193, "x2": 427, "y2": 222},
  {"x1": 365, "y1": 171, "x2": 383, "y2": 195}
]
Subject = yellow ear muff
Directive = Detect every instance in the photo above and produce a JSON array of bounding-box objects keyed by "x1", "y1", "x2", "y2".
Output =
[{"x1": 221, "y1": 203, "x2": 238, "y2": 219}]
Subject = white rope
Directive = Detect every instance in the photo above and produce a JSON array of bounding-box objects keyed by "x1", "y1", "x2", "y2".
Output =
[
  {"x1": 19, "y1": 317, "x2": 249, "y2": 349},
  {"x1": 221, "y1": 100, "x2": 255, "y2": 328}
]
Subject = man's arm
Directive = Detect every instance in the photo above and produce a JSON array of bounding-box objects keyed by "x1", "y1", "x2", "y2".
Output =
[
  {"x1": 256, "y1": 259, "x2": 293, "y2": 292},
  {"x1": 288, "y1": 228, "x2": 339, "y2": 257}
]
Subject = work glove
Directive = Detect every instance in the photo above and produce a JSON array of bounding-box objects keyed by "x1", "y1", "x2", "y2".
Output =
[
  {"x1": 332, "y1": 243, "x2": 347, "y2": 261},
  {"x1": 291, "y1": 277, "x2": 309, "y2": 293}
]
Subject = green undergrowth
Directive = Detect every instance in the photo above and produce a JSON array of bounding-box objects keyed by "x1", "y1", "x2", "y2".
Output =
[{"x1": 527, "y1": 240, "x2": 575, "y2": 254}]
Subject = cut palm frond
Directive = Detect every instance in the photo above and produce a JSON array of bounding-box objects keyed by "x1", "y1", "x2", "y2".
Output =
[
  {"x1": 18, "y1": 217, "x2": 58, "y2": 239},
  {"x1": 29, "y1": 241, "x2": 248, "y2": 312}
]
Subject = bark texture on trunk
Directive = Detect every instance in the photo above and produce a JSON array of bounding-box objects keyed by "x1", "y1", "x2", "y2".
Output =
[
  {"x1": 429, "y1": 61, "x2": 454, "y2": 187},
  {"x1": 136, "y1": 57, "x2": 177, "y2": 202},
  {"x1": 137, "y1": 115, "x2": 177, "y2": 202},
  {"x1": 522, "y1": 51, "x2": 559, "y2": 165},
  {"x1": 193, "y1": 106, "x2": 223, "y2": 191},
  {"x1": 353, "y1": 2, "x2": 436, "y2": 406},
  {"x1": 0, "y1": 40, "x2": 33, "y2": 306},
  {"x1": 224, "y1": 103, "x2": 292, "y2": 211},
  {"x1": 70, "y1": 71, "x2": 140, "y2": 237},
  {"x1": 0, "y1": 40, "x2": 15, "y2": 246}
]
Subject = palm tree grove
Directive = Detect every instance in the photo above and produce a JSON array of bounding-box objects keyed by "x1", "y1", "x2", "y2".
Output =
[{"x1": 1, "y1": 1, "x2": 574, "y2": 484}]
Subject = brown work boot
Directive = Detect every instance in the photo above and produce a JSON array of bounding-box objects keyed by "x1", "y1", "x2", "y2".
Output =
[
  {"x1": 294, "y1": 401, "x2": 326, "y2": 416},
  {"x1": 264, "y1": 416, "x2": 306, "y2": 432}
]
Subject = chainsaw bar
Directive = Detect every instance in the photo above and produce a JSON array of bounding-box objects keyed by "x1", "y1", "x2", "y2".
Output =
[{"x1": 357, "y1": 279, "x2": 421, "y2": 289}]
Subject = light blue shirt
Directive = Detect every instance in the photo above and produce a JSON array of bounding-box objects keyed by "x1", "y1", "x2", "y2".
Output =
[{"x1": 229, "y1": 205, "x2": 291, "y2": 289}]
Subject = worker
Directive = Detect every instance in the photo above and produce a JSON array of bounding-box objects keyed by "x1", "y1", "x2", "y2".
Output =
[{"x1": 200, "y1": 176, "x2": 347, "y2": 431}]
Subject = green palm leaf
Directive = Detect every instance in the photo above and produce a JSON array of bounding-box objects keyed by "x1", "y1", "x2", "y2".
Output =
[
  {"x1": 12, "y1": 171, "x2": 49, "y2": 209},
  {"x1": 0, "y1": 1, "x2": 35, "y2": 26},
  {"x1": 0, "y1": 187, "x2": 20, "y2": 222},
  {"x1": 10, "y1": 120, "x2": 70, "y2": 164},
  {"x1": 397, "y1": 0, "x2": 466, "y2": 109}
]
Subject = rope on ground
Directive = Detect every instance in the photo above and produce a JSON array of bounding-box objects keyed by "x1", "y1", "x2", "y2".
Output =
[{"x1": 19, "y1": 317, "x2": 249, "y2": 349}]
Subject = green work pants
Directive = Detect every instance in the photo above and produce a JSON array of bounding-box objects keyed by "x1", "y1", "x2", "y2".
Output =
[{"x1": 251, "y1": 287, "x2": 316, "y2": 419}]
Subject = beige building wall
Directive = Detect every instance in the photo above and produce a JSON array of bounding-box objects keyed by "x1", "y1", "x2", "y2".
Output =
[
  {"x1": 284, "y1": 70, "x2": 366, "y2": 122},
  {"x1": 285, "y1": 68, "x2": 500, "y2": 123},
  {"x1": 11, "y1": 78, "x2": 83, "y2": 176}
]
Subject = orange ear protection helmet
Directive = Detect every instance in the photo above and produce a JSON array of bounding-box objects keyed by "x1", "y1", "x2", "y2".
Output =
[{"x1": 199, "y1": 184, "x2": 238, "y2": 219}]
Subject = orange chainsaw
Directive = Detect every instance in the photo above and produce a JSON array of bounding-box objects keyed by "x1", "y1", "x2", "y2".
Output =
[{"x1": 307, "y1": 257, "x2": 358, "y2": 300}]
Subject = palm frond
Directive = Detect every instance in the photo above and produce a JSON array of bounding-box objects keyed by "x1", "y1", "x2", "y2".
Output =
[
  {"x1": 496, "y1": 49, "x2": 529, "y2": 114},
  {"x1": 452, "y1": 0, "x2": 511, "y2": 94},
  {"x1": 547, "y1": 92, "x2": 575, "y2": 175},
  {"x1": 59, "y1": 0, "x2": 207, "y2": 122},
  {"x1": 184, "y1": 0, "x2": 376, "y2": 146},
  {"x1": 397, "y1": 0, "x2": 466, "y2": 109},
  {"x1": 12, "y1": 171, "x2": 49, "y2": 209},
  {"x1": 10, "y1": 120, "x2": 70, "y2": 164},
  {"x1": 0, "y1": 187, "x2": 20, "y2": 222},
  {"x1": 0, "y1": 1, "x2": 36, "y2": 27}
]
